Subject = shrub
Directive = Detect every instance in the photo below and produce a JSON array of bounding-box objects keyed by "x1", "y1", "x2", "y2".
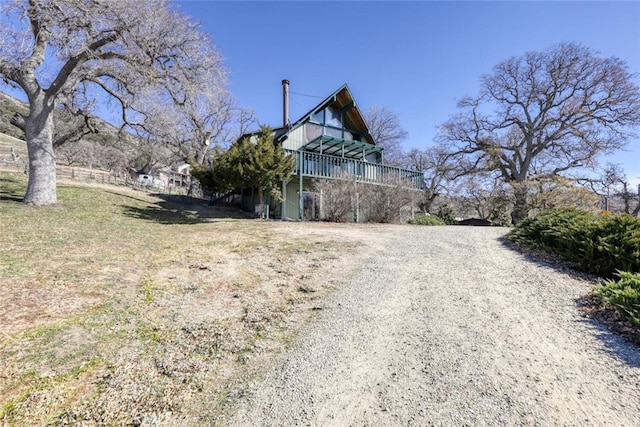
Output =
[
  {"x1": 409, "y1": 214, "x2": 445, "y2": 226},
  {"x1": 508, "y1": 208, "x2": 640, "y2": 277},
  {"x1": 597, "y1": 272, "x2": 640, "y2": 326},
  {"x1": 362, "y1": 177, "x2": 418, "y2": 224},
  {"x1": 312, "y1": 176, "x2": 354, "y2": 222},
  {"x1": 435, "y1": 204, "x2": 457, "y2": 225},
  {"x1": 590, "y1": 215, "x2": 640, "y2": 276},
  {"x1": 312, "y1": 173, "x2": 420, "y2": 224}
]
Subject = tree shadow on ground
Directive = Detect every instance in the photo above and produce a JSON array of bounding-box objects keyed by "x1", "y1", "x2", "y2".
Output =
[
  {"x1": 121, "y1": 193, "x2": 254, "y2": 224},
  {"x1": 0, "y1": 193, "x2": 23, "y2": 203},
  {"x1": 577, "y1": 295, "x2": 640, "y2": 367},
  {"x1": 498, "y1": 235, "x2": 595, "y2": 282},
  {"x1": 0, "y1": 176, "x2": 24, "y2": 202},
  {"x1": 498, "y1": 235, "x2": 640, "y2": 366}
]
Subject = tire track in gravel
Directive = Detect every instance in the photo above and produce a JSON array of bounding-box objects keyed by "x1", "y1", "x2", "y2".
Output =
[{"x1": 228, "y1": 226, "x2": 640, "y2": 426}]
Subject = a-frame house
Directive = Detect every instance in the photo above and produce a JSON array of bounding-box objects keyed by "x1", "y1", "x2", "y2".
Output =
[{"x1": 241, "y1": 81, "x2": 425, "y2": 220}]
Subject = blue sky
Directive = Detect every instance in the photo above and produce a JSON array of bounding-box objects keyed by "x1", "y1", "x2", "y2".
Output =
[{"x1": 174, "y1": 0, "x2": 640, "y2": 185}]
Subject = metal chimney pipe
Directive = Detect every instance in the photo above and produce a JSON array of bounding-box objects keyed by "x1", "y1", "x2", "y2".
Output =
[{"x1": 282, "y1": 79, "x2": 290, "y2": 128}]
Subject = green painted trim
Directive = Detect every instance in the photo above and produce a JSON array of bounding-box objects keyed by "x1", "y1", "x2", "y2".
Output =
[
  {"x1": 284, "y1": 148, "x2": 426, "y2": 191},
  {"x1": 303, "y1": 134, "x2": 382, "y2": 158},
  {"x1": 281, "y1": 181, "x2": 287, "y2": 220},
  {"x1": 298, "y1": 150, "x2": 303, "y2": 220},
  {"x1": 275, "y1": 85, "x2": 375, "y2": 146}
]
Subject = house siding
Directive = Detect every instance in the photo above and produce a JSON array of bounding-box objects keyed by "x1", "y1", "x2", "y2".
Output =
[
  {"x1": 281, "y1": 125, "x2": 306, "y2": 151},
  {"x1": 283, "y1": 181, "x2": 301, "y2": 220}
]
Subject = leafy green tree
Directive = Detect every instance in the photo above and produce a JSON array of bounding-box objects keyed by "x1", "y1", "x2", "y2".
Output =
[
  {"x1": 190, "y1": 154, "x2": 235, "y2": 196},
  {"x1": 192, "y1": 127, "x2": 295, "y2": 218},
  {"x1": 436, "y1": 204, "x2": 457, "y2": 225},
  {"x1": 239, "y1": 127, "x2": 295, "y2": 218}
]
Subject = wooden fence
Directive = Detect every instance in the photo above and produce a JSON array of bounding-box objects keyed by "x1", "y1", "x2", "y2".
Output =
[{"x1": 0, "y1": 161, "x2": 196, "y2": 196}]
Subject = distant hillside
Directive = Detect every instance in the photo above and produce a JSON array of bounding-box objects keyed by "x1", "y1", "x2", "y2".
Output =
[
  {"x1": 0, "y1": 131, "x2": 28, "y2": 171},
  {"x1": 0, "y1": 91, "x2": 139, "y2": 147},
  {"x1": 0, "y1": 92, "x2": 28, "y2": 140},
  {"x1": 0, "y1": 92, "x2": 195, "y2": 177},
  {"x1": 0, "y1": 91, "x2": 147, "y2": 174}
]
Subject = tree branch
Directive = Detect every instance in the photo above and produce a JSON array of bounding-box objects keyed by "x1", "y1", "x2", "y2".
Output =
[
  {"x1": 47, "y1": 32, "x2": 120, "y2": 96},
  {"x1": 10, "y1": 113, "x2": 26, "y2": 132}
]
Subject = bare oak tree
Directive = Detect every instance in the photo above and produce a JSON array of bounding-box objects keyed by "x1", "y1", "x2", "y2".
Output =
[
  {"x1": 404, "y1": 146, "x2": 452, "y2": 213},
  {"x1": 0, "y1": 0, "x2": 226, "y2": 204},
  {"x1": 450, "y1": 173, "x2": 511, "y2": 224},
  {"x1": 584, "y1": 163, "x2": 640, "y2": 215},
  {"x1": 363, "y1": 105, "x2": 409, "y2": 167},
  {"x1": 437, "y1": 42, "x2": 640, "y2": 224}
]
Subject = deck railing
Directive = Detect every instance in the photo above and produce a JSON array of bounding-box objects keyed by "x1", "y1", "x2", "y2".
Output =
[{"x1": 286, "y1": 149, "x2": 424, "y2": 190}]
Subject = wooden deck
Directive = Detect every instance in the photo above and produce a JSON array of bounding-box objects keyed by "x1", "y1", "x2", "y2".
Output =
[{"x1": 286, "y1": 149, "x2": 424, "y2": 190}]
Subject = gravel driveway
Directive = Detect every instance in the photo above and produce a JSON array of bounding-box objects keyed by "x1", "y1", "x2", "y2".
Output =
[{"x1": 228, "y1": 226, "x2": 640, "y2": 426}]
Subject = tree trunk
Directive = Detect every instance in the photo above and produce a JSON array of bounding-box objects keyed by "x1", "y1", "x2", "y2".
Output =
[
  {"x1": 195, "y1": 145, "x2": 207, "y2": 165},
  {"x1": 258, "y1": 187, "x2": 265, "y2": 219},
  {"x1": 188, "y1": 145, "x2": 208, "y2": 197},
  {"x1": 510, "y1": 183, "x2": 529, "y2": 225},
  {"x1": 421, "y1": 191, "x2": 437, "y2": 214},
  {"x1": 24, "y1": 100, "x2": 57, "y2": 205}
]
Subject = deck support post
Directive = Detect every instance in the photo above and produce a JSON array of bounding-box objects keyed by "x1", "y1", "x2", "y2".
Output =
[
  {"x1": 281, "y1": 180, "x2": 287, "y2": 220},
  {"x1": 298, "y1": 150, "x2": 304, "y2": 220}
]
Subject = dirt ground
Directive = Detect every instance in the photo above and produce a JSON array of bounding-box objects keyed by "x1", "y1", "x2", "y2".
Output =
[
  {"x1": 0, "y1": 186, "x2": 400, "y2": 426},
  {"x1": 2, "y1": 196, "x2": 639, "y2": 425},
  {"x1": 227, "y1": 226, "x2": 640, "y2": 426}
]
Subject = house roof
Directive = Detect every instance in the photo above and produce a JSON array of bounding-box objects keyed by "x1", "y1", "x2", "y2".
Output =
[
  {"x1": 238, "y1": 84, "x2": 380, "y2": 159},
  {"x1": 278, "y1": 84, "x2": 376, "y2": 146}
]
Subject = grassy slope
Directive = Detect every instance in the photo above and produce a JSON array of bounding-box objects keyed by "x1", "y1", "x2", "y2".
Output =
[
  {"x1": 0, "y1": 173, "x2": 370, "y2": 425},
  {"x1": 0, "y1": 132, "x2": 28, "y2": 166},
  {"x1": 0, "y1": 92, "x2": 28, "y2": 141}
]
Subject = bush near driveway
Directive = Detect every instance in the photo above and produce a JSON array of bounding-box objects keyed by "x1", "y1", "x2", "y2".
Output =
[
  {"x1": 408, "y1": 214, "x2": 445, "y2": 226},
  {"x1": 508, "y1": 208, "x2": 640, "y2": 278},
  {"x1": 597, "y1": 271, "x2": 640, "y2": 327},
  {"x1": 508, "y1": 208, "x2": 640, "y2": 329}
]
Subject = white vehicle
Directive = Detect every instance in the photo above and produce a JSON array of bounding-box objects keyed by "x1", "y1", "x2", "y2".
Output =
[{"x1": 136, "y1": 174, "x2": 166, "y2": 190}]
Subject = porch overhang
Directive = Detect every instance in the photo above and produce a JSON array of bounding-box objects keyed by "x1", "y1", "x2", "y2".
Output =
[{"x1": 302, "y1": 135, "x2": 383, "y2": 159}]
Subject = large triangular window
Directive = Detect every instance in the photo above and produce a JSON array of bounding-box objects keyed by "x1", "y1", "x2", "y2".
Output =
[
  {"x1": 311, "y1": 106, "x2": 342, "y2": 127},
  {"x1": 309, "y1": 106, "x2": 361, "y2": 142}
]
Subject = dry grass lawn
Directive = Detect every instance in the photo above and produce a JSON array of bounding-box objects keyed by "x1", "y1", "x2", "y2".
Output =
[{"x1": 0, "y1": 173, "x2": 397, "y2": 425}]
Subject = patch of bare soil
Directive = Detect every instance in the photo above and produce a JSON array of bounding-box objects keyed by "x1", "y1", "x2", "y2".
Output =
[
  {"x1": 0, "y1": 215, "x2": 398, "y2": 425},
  {"x1": 578, "y1": 294, "x2": 640, "y2": 346}
]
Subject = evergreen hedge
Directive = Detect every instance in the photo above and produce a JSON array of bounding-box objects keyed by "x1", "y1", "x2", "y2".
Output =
[
  {"x1": 409, "y1": 214, "x2": 446, "y2": 226},
  {"x1": 509, "y1": 208, "x2": 640, "y2": 325},
  {"x1": 509, "y1": 208, "x2": 640, "y2": 277},
  {"x1": 597, "y1": 271, "x2": 640, "y2": 327}
]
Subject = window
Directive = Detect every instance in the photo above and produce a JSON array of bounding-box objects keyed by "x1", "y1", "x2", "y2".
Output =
[
  {"x1": 326, "y1": 106, "x2": 342, "y2": 127},
  {"x1": 308, "y1": 106, "x2": 360, "y2": 142},
  {"x1": 311, "y1": 106, "x2": 342, "y2": 127},
  {"x1": 304, "y1": 123, "x2": 323, "y2": 142},
  {"x1": 325, "y1": 127, "x2": 342, "y2": 138}
]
